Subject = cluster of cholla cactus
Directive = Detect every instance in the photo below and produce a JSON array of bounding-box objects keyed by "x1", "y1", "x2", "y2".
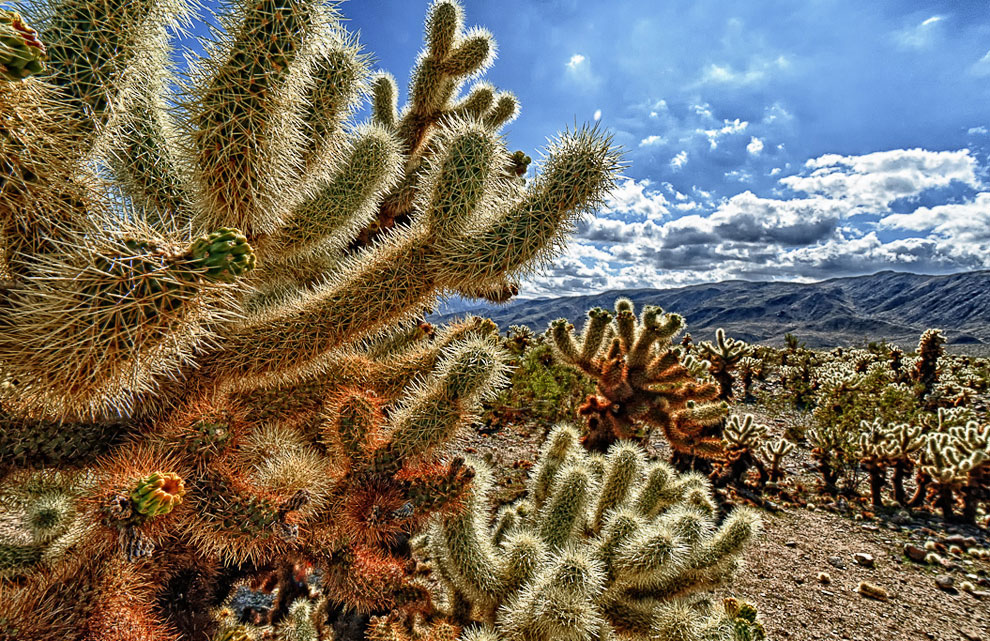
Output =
[
  {"x1": 418, "y1": 424, "x2": 762, "y2": 641},
  {"x1": 549, "y1": 298, "x2": 727, "y2": 461},
  {"x1": 714, "y1": 416, "x2": 793, "y2": 491},
  {"x1": 917, "y1": 417, "x2": 990, "y2": 522},
  {"x1": 0, "y1": 0, "x2": 622, "y2": 637},
  {"x1": 852, "y1": 408, "x2": 990, "y2": 522},
  {"x1": 698, "y1": 329, "x2": 750, "y2": 403}
]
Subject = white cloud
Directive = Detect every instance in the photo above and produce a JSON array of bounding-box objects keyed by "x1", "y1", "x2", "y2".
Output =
[
  {"x1": 968, "y1": 126, "x2": 989, "y2": 135},
  {"x1": 700, "y1": 118, "x2": 748, "y2": 149},
  {"x1": 639, "y1": 135, "x2": 664, "y2": 147},
  {"x1": 747, "y1": 136, "x2": 764, "y2": 155},
  {"x1": 593, "y1": 109, "x2": 602, "y2": 121},
  {"x1": 781, "y1": 148, "x2": 980, "y2": 212},
  {"x1": 670, "y1": 150, "x2": 688, "y2": 169},
  {"x1": 564, "y1": 53, "x2": 600, "y2": 88},
  {"x1": 970, "y1": 50, "x2": 990, "y2": 77},
  {"x1": 696, "y1": 56, "x2": 791, "y2": 87},
  {"x1": 602, "y1": 178, "x2": 670, "y2": 223},
  {"x1": 895, "y1": 16, "x2": 944, "y2": 50},
  {"x1": 879, "y1": 192, "x2": 990, "y2": 243}
]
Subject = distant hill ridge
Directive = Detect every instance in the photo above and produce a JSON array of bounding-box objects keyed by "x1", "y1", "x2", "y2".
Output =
[{"x1": 429, "y1": 270, "x2": 990, "y2": 348}]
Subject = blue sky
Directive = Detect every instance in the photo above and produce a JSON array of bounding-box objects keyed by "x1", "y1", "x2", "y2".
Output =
[{"x1": 194, "y1": 0, "x2": 990, "y2": 296}]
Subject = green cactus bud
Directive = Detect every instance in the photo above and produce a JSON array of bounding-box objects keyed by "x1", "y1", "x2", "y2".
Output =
[
  {"x1": 130, "y1": 472, "x2": 186, "y2": 518},
  {"x1": 187, "y1": 228, "x2": 256, "y2": 283},
  {"x1": 0, "y1": 10, "x2": 46, "y2": 81}
]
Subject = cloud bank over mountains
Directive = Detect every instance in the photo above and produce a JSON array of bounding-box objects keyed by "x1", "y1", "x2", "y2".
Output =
[{"x1": 521, "y1": 147, "x2": 990, "y2": 297}]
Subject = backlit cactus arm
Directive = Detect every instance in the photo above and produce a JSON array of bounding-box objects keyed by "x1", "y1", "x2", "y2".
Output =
[
  {"x1": 214, "y1": 121, "x2": 505, "y2": 386},
  {"x1": 435, "y1": 125, "x2": 621, "y2": 291},
  {"x1": 263, "y1": 125, "x2": 403, "y2": 262},
  {"x1": 187, "y1": 0, "x2": 326, "y2": 238},
  {"x1": 29, "y1": 0, "x2": 188, "y2": 156},
  {"x1": 426, "y1": 461, "x2": 505, "y2": 610},
  {"x1": 396, "y1": 0, "x2": 494, "y2": 156},
  {"x1": 105, "y1": 44, "x2": 192, "y2": 230},
  {"x1": 296, "y1": 29, "x2": 369, "y2": 180},
  {"x1": 0, "y1": 229, "x2": 255, "y2": 416},
  {"x1": 376, "y1": 338, "x2": 509, "y2": 464}
]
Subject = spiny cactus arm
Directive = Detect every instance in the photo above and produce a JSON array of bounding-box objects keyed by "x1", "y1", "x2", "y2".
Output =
[
  {"x1": 549, "y1": 319, "x2": 584, "y2": 368},
  {"x1": 396, "y1": 0, "x2": 494, "y2": 155},
  {"x1": 427, "y1": 461, "x2": 505, "y2": 610},
  {"x1": 627, "y1": 310, "x2": 682, "y2": 372},
  {"x1": 234, "y1": 316, "x2": 497, "y2": 424},
  {"x1": 500, "y1": 552, "x2": 606, "y2": 641},
  {"x1": 590, "y1": 442, "x2": 644, "y2": 532},
  {"x1": 215, "y1": 126, "x2": 618, "y2": 389},
  {"x1": 0, "y1": 78, "x2": 108, "y2": 278},
  {"x1": 535, "y1": 463, "x2": 592, "y2": 549},
  {"x1": 455, "y1": 277, "x2": 520, "y2": 304},
  {"x1": 370, "y1": 71, "x2": 398, "y2": 128},
  {"x1": 375, "y1": 337, "x2": 509, "y2": 465},
  {"x1": 297, "y1": 29, "x2": 369, "y2": 180},
  {"x1": 609, "y1": 521, "x2": 685, "y2": 590},
  {"x1": 0, "y1": 411, "x2": 129, "y2": 470},
  {"x1": 613, "y1": 299, "x2": 636, "y2": 352},
  {"x1": 261, "y1": 124, "x2": 403, "y2": 262},
  {"x1": 526, "y1": 424, "x2": 582, "y2": 510},
  {"x1": 481, "y1": 92, "x2": 519, "y2": 130},
  {"x1": 29, "y1": 0, "x2": 188, "y2": 155},
  {"x1": 0, "y1": 228, "x2": 255, "y2": 417},
  {"x1": 445, "y1": 81, "x2": 494, "y2": 119},
  {"x1": 433, "y1": 124, "x2": 622, "y2": 291},
  {"x1": 186, "y1": 0, "x2": 328, "y2": 238},
  {"x1": 104, "y1": 35, "x2": 192, "y2": 230},
  {"x1": 580, "y1": 307, "x2": 615, "y2": 363},
  {"x1": 632, "y1": 461, "x2": 681, "y2": 518},
  {"x1": 497, "y1": 530, "x2": 545, "y2": 597},
  {"x1": 643, "y1": 509, "x2": 759, "y2": 601}
]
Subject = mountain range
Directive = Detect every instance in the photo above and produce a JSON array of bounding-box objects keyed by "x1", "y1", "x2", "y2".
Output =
[{"x1": 429, "y1": 270, "x2": 990, "y2": 350}]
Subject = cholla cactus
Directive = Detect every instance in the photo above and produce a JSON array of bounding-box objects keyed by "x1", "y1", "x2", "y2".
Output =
[
  {"x1": 918, "y1": 420, "x2": 989, "y2": 523},
  {"x1": 759, "y1": 439, "x2": 793, "y2": 486},
  {"x1": 714, "y1": 415, "x2": 768, "y2": 489},
  {"x1": 420, "y1": 425, "x2": 761, "y2": 641},
  {"x1": 0, "y1": 0, "x2": 620, "y2": 637},
  {"x1": 549, "y1": 298, "x2": 727, "y2": 460},
  {"x1": 875, "y1": 421, "x2": 925, "y2": 507},
  {"x1": 857, "y1": 419, "x2": 889, "y2": 508},
  {"x1": 911, "y1": 329, "x2": 945, "y2": 400},
  {"x1": 736, "y1": 357, "x2": 763, "y2": 404},
  {"x1": 698, "y1": 329, "x2": 750, "y2": 402}
]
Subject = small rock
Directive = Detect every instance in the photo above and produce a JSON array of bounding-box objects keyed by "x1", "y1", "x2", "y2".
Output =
[
  {"x1": 784, "y1": 540, "x2": 798, "y2": 548},
  {"x1": 904, "y1": 544, "x2": 928, "y2": 563},
  {"x1": 891, "y1": 510, "x2": 913, "y2": 525},
  {"x1": 960, "y1": 629, "x2": 982, "y2": 641},
  {"x1": 853, "y1": 552, "x2": 875, "y2": 568},
  {"x1": 828, "y1": 556, "x2": 847, "y2": 570},
  {"x1": 935, "y1": 574, "x2": 955, "y2": 591},
  {"x1": 862, "y1": 524, "x2": 880, "y2": 532}
]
